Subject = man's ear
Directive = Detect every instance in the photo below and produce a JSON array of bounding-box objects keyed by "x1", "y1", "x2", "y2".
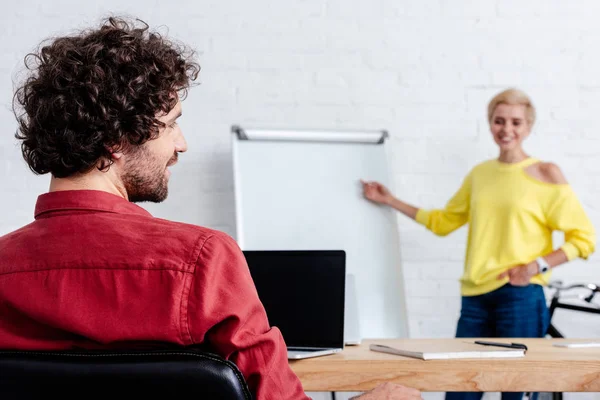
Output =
[{"x1": 107, "y1": 144, "x2": 125, "y2": 163}]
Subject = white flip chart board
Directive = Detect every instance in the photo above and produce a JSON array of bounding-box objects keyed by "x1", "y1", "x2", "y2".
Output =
[{"x1": 231, "y1": 126, "x2": 409, "y2": 339}]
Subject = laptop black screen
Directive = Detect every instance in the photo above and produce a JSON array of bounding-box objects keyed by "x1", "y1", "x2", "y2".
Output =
[{"x1": 243, "y1": 250, "x2": 345, "y2": 349}]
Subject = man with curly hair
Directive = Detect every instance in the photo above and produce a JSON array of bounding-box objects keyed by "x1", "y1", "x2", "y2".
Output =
[
  {"x1": 0, "y1": 16, "x2": 421, "y2": 400},
  {"x1": 0, "y1": 16, "x2": 311, "y2": 399}
]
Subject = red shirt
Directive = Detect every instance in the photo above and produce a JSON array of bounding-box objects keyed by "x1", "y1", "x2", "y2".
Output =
[{"x1": 0, "y1": 190, "x2": 309, "y2": 400}]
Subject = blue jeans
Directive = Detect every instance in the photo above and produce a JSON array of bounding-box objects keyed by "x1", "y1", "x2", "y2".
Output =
[{"x1": 445, "y1": 283, "x2": 549, "y2": 400}]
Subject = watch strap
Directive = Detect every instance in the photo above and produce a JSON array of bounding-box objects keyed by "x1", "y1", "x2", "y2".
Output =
[{"x1": 536, "y1": 257, "x2": 550, "y2": 274}]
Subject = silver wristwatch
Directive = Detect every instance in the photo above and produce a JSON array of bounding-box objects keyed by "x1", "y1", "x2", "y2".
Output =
[{"x1": 536, "y1": 257, "x2": 550, "y2": 274}]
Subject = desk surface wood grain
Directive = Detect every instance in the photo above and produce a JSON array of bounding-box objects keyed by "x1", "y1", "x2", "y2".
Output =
[{"x1": 289, "y1": 338, "x2": 600, "y2": 392}]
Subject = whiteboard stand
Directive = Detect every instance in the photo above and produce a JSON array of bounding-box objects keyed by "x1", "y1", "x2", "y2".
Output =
[{"x1": 231, "y1": 125, "x2": 410, "y2": 339}]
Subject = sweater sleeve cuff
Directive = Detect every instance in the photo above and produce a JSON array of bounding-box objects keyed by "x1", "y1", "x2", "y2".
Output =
[
  {"x1": 560, "y1": 242, "x2": 580, "y2": 261},
  {"x1": 415, "y1": 209, "x2": 430, "y2": 226}
]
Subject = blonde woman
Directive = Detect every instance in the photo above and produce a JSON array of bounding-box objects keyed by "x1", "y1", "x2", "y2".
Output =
[{"x1": 361, "y1": 88, "x2": 596, "y2": 400}]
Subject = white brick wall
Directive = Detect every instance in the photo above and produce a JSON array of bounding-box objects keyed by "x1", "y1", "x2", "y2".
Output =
[{"x1": 2, "y1": 1, "x2": 600, "y2": 399}]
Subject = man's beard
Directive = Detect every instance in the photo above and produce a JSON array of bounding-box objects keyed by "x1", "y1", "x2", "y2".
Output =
[{"x1": 122, "y1": 148, "x2": 176, "y2": 203}]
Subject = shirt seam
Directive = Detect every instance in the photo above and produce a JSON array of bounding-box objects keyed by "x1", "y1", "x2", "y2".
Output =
[
  {"x1": 247, "y1": 328, "x2": 282, "y2": 398},
  {"x1": 182, "y1": 234, "x2": 215, "y2": 345},
  {"x1": 545, "y1": 191, "x2": 574, "y2": 221},
  {"x1": 183, "y1": 234, "x2": 279, "y2": 390},
  {"x1": 0, "y1": 266, "x2": 192, "y2": 277},
  {"x1": 35, "y1": 206, "x2": 151, "y2": 219},
  {"x1": 217, "y1": 236, "x2": 255, "y2": 344}
]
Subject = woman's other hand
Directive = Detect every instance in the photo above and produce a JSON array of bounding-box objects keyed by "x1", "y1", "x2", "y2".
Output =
[{"x1": 497, "y1": 262, "x2": 538, "y2": 286}]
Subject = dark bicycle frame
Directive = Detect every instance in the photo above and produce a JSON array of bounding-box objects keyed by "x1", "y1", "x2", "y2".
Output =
[{"x1": 547, "y1": 295, "x2": 600, "y2": 338}]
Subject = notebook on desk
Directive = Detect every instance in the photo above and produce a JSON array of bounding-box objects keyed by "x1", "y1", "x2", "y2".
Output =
[
  {"x1": 553, "y1": 342, "x2": 600, "y2": 348},
  {"x1": 370, "y1": 341, "x2": 526, "y2": 360}
]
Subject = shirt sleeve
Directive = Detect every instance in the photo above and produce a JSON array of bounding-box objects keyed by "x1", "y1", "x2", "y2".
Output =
[
  {"x1": 545, "y1": 185, "x2": 596, "y2": 260},
  {"x1": 186, "y1": 233, "x2": 309, "y2": 400},
  {"x1": 415, "y1": 171, "x2": 472, "y2": 236}
]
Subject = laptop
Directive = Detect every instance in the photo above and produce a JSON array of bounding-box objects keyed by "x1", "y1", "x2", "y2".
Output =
[{"x1": 243, "y1": 250, "x2": 346, "y2": 360}]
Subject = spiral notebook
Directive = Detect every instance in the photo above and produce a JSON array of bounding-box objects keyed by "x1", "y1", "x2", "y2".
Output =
[{"x1": 369, "y1": 341, "x2": 526, "y2": 360}]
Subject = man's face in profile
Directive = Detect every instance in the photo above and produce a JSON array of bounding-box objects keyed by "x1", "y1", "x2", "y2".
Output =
[{"x1": 121, "y1": 100, "x2": 186, "y2": 203}]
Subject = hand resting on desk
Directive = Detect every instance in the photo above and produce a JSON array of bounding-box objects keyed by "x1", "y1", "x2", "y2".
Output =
[{"x1": 351, "y1": 382, "x2": 423, "y2": 400}]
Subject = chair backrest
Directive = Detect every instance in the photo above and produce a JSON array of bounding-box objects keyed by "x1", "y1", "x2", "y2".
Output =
[{"x1": 0, "y1": 348, "x2": 253, "y2": 400}]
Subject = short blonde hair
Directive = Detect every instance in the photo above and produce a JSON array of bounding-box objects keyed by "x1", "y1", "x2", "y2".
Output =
[{"x1": 487, "y1": 88, "x2": 536, "y2": 126}]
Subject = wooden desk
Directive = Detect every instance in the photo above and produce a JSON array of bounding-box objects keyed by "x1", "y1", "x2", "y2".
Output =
[{"x1": 289, "y1": 338, "x2": 600, "y2": 392}]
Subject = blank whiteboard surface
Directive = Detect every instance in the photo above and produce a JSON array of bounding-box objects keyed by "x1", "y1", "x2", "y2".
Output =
[{"x1": 232, "y1": 132, "x2": 409, "y2": 339}]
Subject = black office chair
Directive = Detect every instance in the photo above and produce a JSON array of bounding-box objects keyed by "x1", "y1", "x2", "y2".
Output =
[{"x1": 0, "y1": 348, "x2": 253, "y2": 399}]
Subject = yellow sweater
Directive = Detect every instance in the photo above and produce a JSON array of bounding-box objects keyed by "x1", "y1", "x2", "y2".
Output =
[{"x1": 415, "y1": 157, "x2": 596, "y2": 296}]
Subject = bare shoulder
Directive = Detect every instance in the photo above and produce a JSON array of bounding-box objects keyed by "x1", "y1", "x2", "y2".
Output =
[
  {"x1": 539, "y1": 162, "x2": 568, "y2": 184},
  {"x1": 525, "y1": 162, "x2": 568, "y2": 184}
]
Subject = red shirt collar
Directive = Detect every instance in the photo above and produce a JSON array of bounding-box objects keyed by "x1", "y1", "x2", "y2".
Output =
[{"x1": 34, "y1": 190, "x2": 153, "y2": 219}]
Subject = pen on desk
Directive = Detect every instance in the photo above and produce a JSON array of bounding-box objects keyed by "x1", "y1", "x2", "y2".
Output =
[{"x1": 474, "y1": 340, "x2": 528, "y2": 351}]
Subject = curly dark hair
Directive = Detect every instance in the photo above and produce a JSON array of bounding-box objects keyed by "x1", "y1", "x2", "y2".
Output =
[{"x1": 12, "y1": 16, "x2": 201, "y2": 178}]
